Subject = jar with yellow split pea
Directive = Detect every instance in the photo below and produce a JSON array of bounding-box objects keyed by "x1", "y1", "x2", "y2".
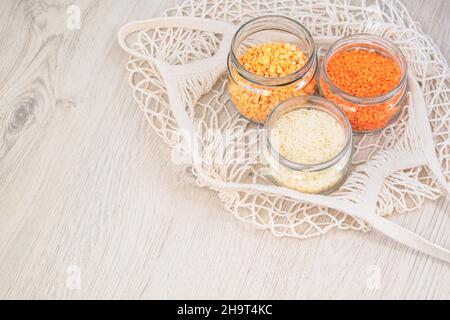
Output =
[{"x1": 227, "y1": 16, "x2": 318, "y2": 123}]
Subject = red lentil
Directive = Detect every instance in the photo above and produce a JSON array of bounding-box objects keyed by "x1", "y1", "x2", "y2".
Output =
[{"x1": 321, "y1": 48, "x2": 405, "y2": 132}]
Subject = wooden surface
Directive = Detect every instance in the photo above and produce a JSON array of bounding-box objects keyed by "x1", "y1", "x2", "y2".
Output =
[{"x1": 0, "y1": 0, "x2": 449, "y2": 300}]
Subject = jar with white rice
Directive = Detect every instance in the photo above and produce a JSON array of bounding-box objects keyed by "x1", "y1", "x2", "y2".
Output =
[{"x1": 261, "y1": 96, "x2": 353, "y2": 194}]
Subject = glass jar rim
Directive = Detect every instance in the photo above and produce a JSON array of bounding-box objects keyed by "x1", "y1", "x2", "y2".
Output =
[
  {"x1": 321, "y1": 33, "x2": 408, "y2": 104},
  {"x1": 264, "y1": 95, "x2": 353, "y2": 171},
  {"x1": 230, "y1": 15, "x2": 317, "y2": 87}
]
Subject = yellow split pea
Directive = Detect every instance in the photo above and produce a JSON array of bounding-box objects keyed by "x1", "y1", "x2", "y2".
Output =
[{"x1": 229, "y1": 42, "x2": 315, "y2": 123}]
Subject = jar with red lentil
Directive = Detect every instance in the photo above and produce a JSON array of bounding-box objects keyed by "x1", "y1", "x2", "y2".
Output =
[
  {"x1": 319, "y1": 34, "x2": 408, "y2": 133},
  {"x1": 227, "y1": 15, "x2": 317, "y2": 124}
]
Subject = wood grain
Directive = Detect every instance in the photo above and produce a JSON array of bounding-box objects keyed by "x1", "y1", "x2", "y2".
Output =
[{"x1": 0, "y1": 0, "x2": 449, "y2": 299}]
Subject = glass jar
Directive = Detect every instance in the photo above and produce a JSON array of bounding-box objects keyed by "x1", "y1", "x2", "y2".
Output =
[
  {"x1": 227, "y1": 15, "x2": 317, "y2": 124},
  {"x1": 319, "y1": 34, "x2": 408, "y2": 133},
  {"x1": 261, "y1": 96, "x2": 353, "y2": 194}
]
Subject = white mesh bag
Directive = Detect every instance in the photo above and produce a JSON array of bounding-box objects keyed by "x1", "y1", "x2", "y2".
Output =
[{"x1": 117, "y1": 0, "x2": 450, "y2": 263}]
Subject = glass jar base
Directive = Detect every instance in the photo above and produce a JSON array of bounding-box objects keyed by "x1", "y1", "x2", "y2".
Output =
[
  {"x1": 350, "y1": 101, "x2": 405, "y2": 134},
  {"x1": 263, "y1": 173, "x2": 348, "y2": 195},
  {"x1": 228, "y1": 98, "x2": 265, "y2": 125}
]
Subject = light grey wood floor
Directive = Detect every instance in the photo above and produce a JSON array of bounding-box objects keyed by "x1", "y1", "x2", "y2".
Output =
[{"x1": 0, "y1": 0, "x2": 449, "y2": 299}]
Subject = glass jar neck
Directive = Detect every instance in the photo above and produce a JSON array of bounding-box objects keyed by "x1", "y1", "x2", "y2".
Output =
[{"x1": 229, "y1": 15, "x2": 317, "y2": 87}]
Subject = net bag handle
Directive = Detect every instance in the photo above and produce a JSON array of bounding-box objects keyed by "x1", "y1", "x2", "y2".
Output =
[
  {"x1": 118, "y1": 16, "x2": 237, "y2": 132},
  {"x1": 117, "y1": 16, "x2": 237, "y2": 75},
  {"x1": 191, "y1": 164, "x2": 450, "y2": 263},
  {"x1": 408, "y1": 72, "x2": 450, "y2": 194}
]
